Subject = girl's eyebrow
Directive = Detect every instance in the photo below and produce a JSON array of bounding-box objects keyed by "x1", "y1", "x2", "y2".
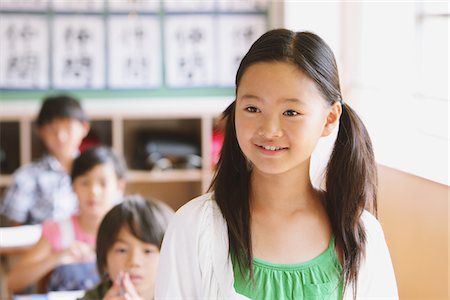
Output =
[
  {"x1": 113, "y1": 239, "x2": 128, "y2": 244},
  {"x1": 239, "y1": 94, "x2": 261, "y2": 101},
  {"x1": 239, "y1": 94, "x2": 305, "y2": 105},
  {"x1": 285, "y1": 98, "x2": 302, "y2": 103}
]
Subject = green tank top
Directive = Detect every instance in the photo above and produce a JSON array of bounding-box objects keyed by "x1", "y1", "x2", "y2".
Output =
[{"x1": 232, "y1": 237, "x2": 343, "y2": 299}]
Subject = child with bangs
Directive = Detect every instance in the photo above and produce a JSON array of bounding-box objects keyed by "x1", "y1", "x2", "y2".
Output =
[{"x1": 80, "y1": 195, "x2": 173, "y2": 300}]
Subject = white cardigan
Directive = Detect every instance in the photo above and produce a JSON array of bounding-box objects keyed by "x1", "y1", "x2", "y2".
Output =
[{"x1": 155, "y1": 193, "x2": 398, "y2": 300}]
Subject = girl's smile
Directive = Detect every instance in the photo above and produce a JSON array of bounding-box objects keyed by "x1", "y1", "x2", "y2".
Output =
[{"x1": 255, "y1": 143, "x2": 289, "y2": 155}]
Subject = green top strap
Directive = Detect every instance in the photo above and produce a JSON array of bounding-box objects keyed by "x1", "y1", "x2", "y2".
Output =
[{"x1": 232, "y1": 236, "x2": 343, "y2": 300}]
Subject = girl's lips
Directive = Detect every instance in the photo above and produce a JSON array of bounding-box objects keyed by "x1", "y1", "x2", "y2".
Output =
[
  {"x1": 255, "y1": 144, "x2": 288, "y2": 155},
  {"x1": 129, "y1": 274, "x2": 143, "y2": 281}
]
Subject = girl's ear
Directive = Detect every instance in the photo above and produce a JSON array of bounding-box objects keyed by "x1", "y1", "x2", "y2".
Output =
[
  {"x1": 321, "y1": 102, "x2": 342, "y2": 137},
  {"x1": 81, "y1": 121, "x2": 91, "y2": 138},
  {"x1": 117, "y1": 179, "x2": 126, "y2": 194}
]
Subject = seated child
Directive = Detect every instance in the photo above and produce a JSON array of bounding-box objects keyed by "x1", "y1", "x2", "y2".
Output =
[
  {"x1": 80, "y1": 195, "x2": 173, "y2": 300},
  {"x1": 7, "y1": 146, "x2": 127, "y2": 293},
  {"x1": 0, "y1": 94, "x2": 90, "y2": 225}
]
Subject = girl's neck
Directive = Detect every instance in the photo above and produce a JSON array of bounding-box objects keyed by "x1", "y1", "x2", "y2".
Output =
[
  {"x1": 78, "y1": 213, "x2": 102, "y2": 236},
  {"x1": 250, "y1": 167, "x2": 321, "y2": 214}
]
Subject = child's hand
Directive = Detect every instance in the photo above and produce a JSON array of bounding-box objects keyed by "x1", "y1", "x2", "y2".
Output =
[
  {"x1": 103, "y1": 272, "x2": 143, "y2": 300},
  {"x1": 58, "y1": 241, "x2": 95, "y2": 265}
]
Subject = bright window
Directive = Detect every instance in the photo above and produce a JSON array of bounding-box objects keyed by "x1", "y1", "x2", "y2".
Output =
[
  {"x1": 349, "y1": 1, "x2": 449, "y2": 186},
  {"x1": 283, "y1": 1, "x2": 449, "y2": 186}
]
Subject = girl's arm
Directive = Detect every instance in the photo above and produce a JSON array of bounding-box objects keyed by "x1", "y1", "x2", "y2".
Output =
[
  {"x1": 7, "y1": 237, "x2": 94, "y2": 293},
  {"x1": 155, "y1": 199, "x2": 204, "y2": 298},
  {"x1": 154, "y1": 214, "x2": 201, "y2": 298},
  {"x1": 345, "y1": 211, "x2": 399, "y2": 299},
  {"x1": 156, "y1": 195, "x2": 246, "y2": 299},
  {"x1": 6, "y1": 236, "x2": 60, "y2": 293}
]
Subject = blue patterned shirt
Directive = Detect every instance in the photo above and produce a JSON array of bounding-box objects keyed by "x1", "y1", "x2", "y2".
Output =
[{"x1": 0, "y1": 155, "x2": 78, "y2": 224}]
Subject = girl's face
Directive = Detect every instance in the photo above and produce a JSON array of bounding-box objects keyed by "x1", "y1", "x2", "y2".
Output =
[
  {"x1": 73, "y1": 162, "x2": 123, "y2": 219},
  {"x1": 106, "y1": 226, "x2": 160, "y2": 298},
  {"x1": 235, "y1": 61, "x2": 340, "y2": 176},
  {"x1": 38, "y1": 117, "x2": 89, "y2": 160}
]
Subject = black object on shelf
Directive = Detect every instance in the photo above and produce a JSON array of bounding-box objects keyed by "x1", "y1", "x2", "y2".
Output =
[{"x1": 134, "y1": 130, "x2": 201, "y2": 171}]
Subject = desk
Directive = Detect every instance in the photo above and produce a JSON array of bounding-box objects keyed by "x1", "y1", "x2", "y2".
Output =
[
  {"x1": 0, "y1": 225, "x2": 42, "y2": 251},
  {"x1": 13, "y1": 290, "x2": 85, "y2": 300},
  {"x1": 1, "y1": 226, "x2": 42, "y2": 300}
]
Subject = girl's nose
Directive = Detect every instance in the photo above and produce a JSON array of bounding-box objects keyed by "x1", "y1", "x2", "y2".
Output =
[
  {"x1": 126, "y1": 249, "x2": 142, "y2": 268},
  {"x1": 258, "y1": 114, "x2": 283, "y2": 138},
  {"x1": 90, "y1": 184, "x2": 102, "y2": 196}
]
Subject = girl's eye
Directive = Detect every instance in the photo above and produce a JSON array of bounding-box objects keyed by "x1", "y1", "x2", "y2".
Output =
[
  {"x1": 143, "y1": 247, "x2": 158, "y2": 254},
  {"x1": 114, "y1": 248, "x2": 127, "y2": 254},
  {"x1": 245, "y1": 106, "x2": 260, "y2": 113},
  {"x1": 283, "y1": 110, "x2": 299, "y2": 116}
]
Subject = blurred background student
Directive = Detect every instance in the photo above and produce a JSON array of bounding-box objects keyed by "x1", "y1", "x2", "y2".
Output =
[
  {"x1": 7, "y1": 146, "x2": 126, "y2": 294},
  {"x1": 0, "y1": 94, "x2": 90, "y2": 226},
  {"x1": 80, "y1": 195, "x2": 173, "y2": 300}
]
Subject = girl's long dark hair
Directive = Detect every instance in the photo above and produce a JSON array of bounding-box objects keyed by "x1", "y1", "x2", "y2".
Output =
[{"x1": 209, "y1": 29, "x2": 377, "y2": 297}]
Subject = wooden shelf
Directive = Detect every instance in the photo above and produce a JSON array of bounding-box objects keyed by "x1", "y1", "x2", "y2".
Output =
[
  {"x1": 0, "y1": 98, "x2": 230, "y2": 207},
  {"x1": 0, "y1": 175, "x2": 11, "y2": 187},
  {"x1": 126, "y1": 169, "x2": 202, "y2": 183}
]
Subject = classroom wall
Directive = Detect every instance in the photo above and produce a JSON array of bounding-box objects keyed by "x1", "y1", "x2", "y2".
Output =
[{"x1": 377, "y1": 164, "x2": 449, "y2": 299}]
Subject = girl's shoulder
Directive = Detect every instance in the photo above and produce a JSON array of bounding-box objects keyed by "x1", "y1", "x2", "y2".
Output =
[
  {"x1": 360, "y1": 210, "x2": 385, "y2": 238},
  {"x1": 173, "y1": 192, "x2": 217, "y2": 220},
  {"x1": 165, "y1": 192, "x2": 224, "y2": 237},
  {"x1": 359, "y1": 210, "x2": 394, "y2": 270},
  {"x1": 349, "y1": 210, "x2": 399, "y2": 299}
]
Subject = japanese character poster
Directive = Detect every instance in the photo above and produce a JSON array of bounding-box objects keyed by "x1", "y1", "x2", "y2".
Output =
[
  {"x1": 0, "y1": 15, "x2": 49, "y2": 89},
  {"x1": 217, "y1": 15, "x2": 266, "y2": 86},
  {"x1": 218, "y1": 0, "x2": 268, "y2": 12},
  {"x1": 164, "y1": 0, "x2": 214, "y2": 12},
  {"x1": 108, "y1": 16, "x2": 161, "y2": 88},
  {"x1": 108, "y1": 0, "x2": 160, "y2": 12},
  {"x1": 0, "y1": 0, "x2": 48, "y2": 11},
  {"x1": 164, "y1": 16, "x2": 215, "y2": 87},
  {"x1": 51, "y1": 0, "x2": 104, "y2": 11},
  {"x1": 52, "y1": 16, "x2": 105, "y2": 89}
]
